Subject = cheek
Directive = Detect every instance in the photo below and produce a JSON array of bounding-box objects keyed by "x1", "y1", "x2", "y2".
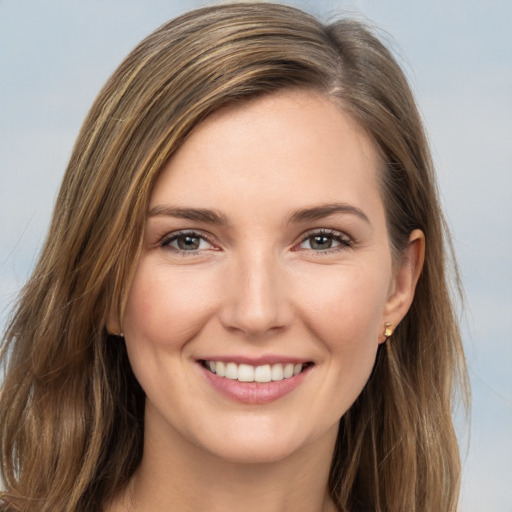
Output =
[
  {"x1": 122, "y1": 259, "x2": 218, "y2": 348},
  {"x1": 286, "y1": 262, "x2": 392, "y2": 425},
  {"x1": 294, "y1": 261, "x2": 390, "y2": 356}
]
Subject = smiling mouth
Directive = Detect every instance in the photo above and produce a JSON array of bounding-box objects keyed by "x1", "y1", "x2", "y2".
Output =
[{"x1": 200, "y1": 360, "x2": 313, "y2": 383}]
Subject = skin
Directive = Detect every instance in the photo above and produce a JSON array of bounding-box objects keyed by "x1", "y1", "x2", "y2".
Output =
[{"x1": 107, "y1": 90, "x2": 424, "y2": 512}]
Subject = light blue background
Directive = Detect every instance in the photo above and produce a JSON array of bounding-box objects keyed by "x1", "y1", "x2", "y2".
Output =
[{"x1": 1, "y1": 1, "x2": 511, "y2": 509}]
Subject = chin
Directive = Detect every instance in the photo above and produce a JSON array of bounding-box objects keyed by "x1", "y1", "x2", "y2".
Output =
[
  {"x1": 192, "y1": 419, "x2": 336, "y2": 466},
  {"x1": 205, "y1": 438, "x2": 306, "y2": 465}
]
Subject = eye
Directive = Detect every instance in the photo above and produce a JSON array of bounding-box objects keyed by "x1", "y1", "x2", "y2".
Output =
[
  {"x1": 298, "y1": 229, "x2": 352, "y2": 252},
  {"x1": 161, "y1": 231, "x2": 215, "y2": 253}
]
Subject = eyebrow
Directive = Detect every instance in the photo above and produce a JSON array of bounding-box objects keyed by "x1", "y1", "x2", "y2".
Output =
[
  {"x1": 288, "y1": 203, "x2": 371, "y2": 225},
  {"x1": 148, "y1": 202, "x2": 370, "y2": 226},
  {"x1": 148, "y1": 205, "x2": 230, "y2": 225}
]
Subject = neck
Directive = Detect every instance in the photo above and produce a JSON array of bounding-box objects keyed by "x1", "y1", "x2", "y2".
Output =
[{"x1": 112, "y1": 414, "x2": 339, "y2": 512}]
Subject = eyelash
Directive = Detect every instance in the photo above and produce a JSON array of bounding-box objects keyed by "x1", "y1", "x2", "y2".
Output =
[
  {"x1": 296, "y1": 229, "x2": 353, "y2": 253},
  {"x1": 159, "y1": 229, "x2": 352, "y2": 255},
  {"x1": 160, "y1": 230, "x2": 216, "y2": 254}
]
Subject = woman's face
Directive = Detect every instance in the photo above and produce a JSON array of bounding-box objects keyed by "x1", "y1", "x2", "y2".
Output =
[{"x1": 113, "y1": 90, "x2": 418, "y2": 464}]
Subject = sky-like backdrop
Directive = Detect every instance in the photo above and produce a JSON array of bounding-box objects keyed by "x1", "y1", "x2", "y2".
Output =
[{"x1": 1, "y1": 1, "x2": 511, "y2": 509}]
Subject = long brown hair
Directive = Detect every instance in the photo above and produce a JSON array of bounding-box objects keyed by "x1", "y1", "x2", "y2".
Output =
[{"x1": 0, "y1": 3, "x2": 468, "y2": 511}]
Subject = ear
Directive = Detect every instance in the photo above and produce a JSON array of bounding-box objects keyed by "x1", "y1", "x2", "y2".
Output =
[
  {"x1": 106, "y1": 301, "x2": 122, "y2": 336},
  {"x1": 380, "y1": 229, "x2": 425, "y2": 343}
]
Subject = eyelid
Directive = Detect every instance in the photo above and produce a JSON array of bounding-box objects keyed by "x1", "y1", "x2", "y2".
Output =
[
  {"x1": 159, "y1": 229, "x2": 219, "y2": 253},
  {"x1": 156, "y1": 228, "x2": 353, "y2": 254},
  {"x1": 295, "y1": 228, "x2": 353, "y2": 251}
]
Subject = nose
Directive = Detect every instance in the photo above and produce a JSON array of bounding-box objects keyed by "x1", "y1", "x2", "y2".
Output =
[{"x1": 218, "y1": 249, "x2": 293, "y2": 339}]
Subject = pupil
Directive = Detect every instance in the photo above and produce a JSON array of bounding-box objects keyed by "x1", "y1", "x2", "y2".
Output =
[
  {"x1": 311, "y1": 235, "x2": 331, "y2": 250},
  {"x1": 178, "y1": 236, "x2": 200, "y2": 250}
]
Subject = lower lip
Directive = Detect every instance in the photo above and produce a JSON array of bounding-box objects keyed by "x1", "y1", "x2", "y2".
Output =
[{"x1": 200, "y1": 364, "x2": 311, "y2": 404}]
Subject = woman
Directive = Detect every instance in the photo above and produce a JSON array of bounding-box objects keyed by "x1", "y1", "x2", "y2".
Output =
[{"x1": 0, "y1": 3, "x2": 468, "y2": 511}]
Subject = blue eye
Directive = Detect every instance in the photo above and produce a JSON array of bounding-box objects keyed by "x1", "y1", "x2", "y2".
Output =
[
  {"x1": 299, "y1": 230, "x2": 351, "y2": 251},
  {"x1": 162, "y1": 231, "x2": 214, "y2": 252}
]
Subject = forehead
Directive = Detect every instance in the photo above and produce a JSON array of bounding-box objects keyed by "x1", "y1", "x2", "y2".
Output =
[{"x1": 150, "y1": 90, "x2": 383, "y2": 226}]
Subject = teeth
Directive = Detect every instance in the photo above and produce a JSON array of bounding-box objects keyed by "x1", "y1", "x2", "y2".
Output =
[
  {"x1": 225, "y1": 362, "x2": 238, "y2": 379},
  {"x1": 283, "y1": 363, "x2": 294, "y2": 379},
  {"x1": 271, "y1": 364, "x2": 284, "y2": 381},
  {"x1": 254, "y1": 364, "x2": 272, "y2": 382},
  {"x1": 216, "y1": 361, "x2": 225, "y2": 377},
  {"x1": 205, "y1": 361, "x2": 305, "y2": 382},
  {"x1": 238, "y1": 364, "x2": 254, "y2": 382}
]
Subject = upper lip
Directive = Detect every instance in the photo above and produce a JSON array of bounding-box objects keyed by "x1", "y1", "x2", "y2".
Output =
[{"x1": 197, "y1": 355, "x2": 312, "y2": 366}]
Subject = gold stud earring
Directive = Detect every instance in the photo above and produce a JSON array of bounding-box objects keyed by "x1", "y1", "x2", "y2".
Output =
[{"x1": 384, "y1": 323, "x2": 393, "y2": 338}]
